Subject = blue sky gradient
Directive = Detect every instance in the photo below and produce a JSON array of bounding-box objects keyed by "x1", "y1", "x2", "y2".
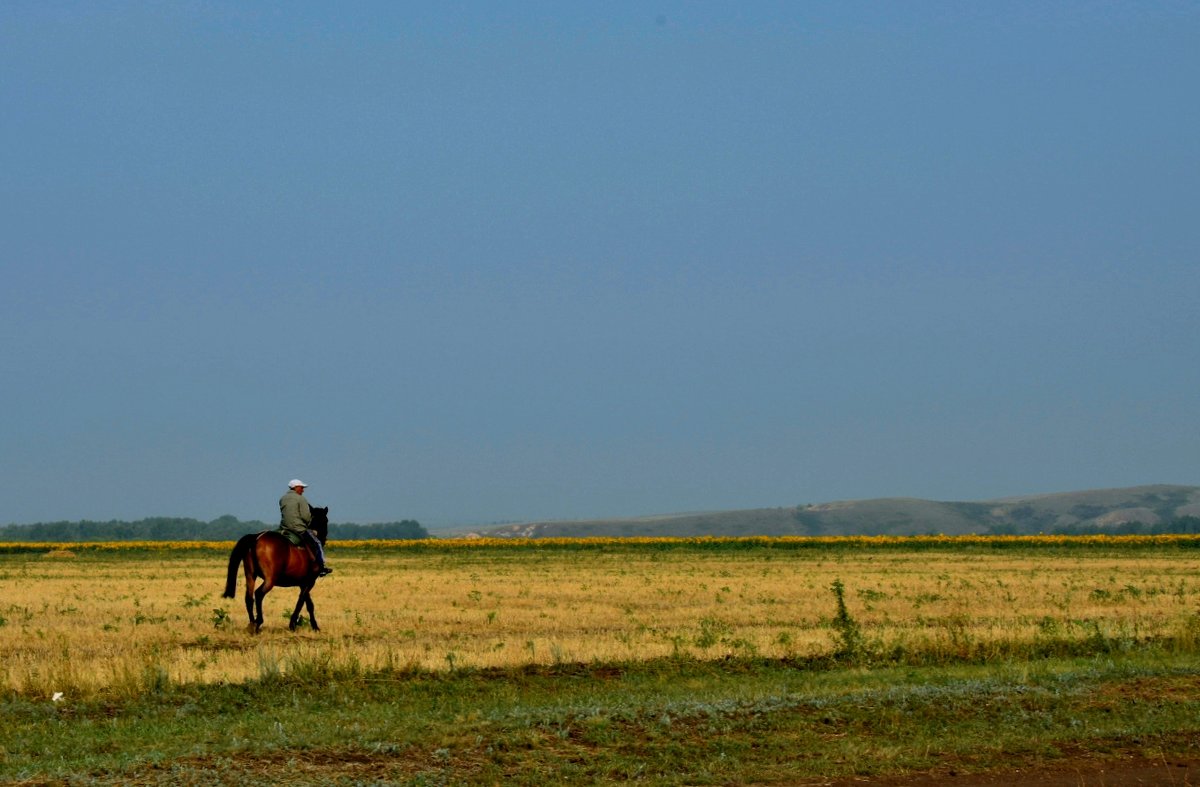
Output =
[{"x1": 3, "y1": 2, "x2": 1198, "y2": 526}]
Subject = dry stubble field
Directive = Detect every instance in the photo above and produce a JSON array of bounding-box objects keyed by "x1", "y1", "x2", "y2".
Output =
[{"x1": 3, "y1": 538, "x2": 1199, "y2": 698}]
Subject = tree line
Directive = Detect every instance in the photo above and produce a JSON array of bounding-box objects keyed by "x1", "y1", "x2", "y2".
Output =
[
  {"x1": 983, "y1": 515, "x2": 1200, "y2": 536},
  {"x1": 0, "y1": 514, "x2": 428, "y2": 542},
  {"x1": 1048, "y1": 515, "x2": 1200, "y2": 536}
]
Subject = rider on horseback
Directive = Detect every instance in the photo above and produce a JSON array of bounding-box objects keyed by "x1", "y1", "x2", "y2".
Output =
[{"x1": 279, "y1": 479, "x2": 332, "y2": 577}]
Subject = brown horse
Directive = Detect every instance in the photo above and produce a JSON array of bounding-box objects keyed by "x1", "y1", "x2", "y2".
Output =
[{"x1": 222, "y1": 506, "x2": 329, "y2": 633}]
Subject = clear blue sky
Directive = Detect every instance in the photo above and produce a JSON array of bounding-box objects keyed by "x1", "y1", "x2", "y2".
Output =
[{"x1": 3, "y1": 2, "x2": 1198, "y2": 527}]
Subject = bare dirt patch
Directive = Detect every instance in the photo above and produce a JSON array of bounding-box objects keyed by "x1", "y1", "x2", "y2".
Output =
[
  {"x1": 69, "y1": 750, "x2": 1200, "y2": 786},
  {"x1": 822, "y1": 755, "x2": 1197, "y2": 786}
]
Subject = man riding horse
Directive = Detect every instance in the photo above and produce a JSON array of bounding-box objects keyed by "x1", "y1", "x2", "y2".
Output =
[
  {"x1": 279, "y1": 479, "x2": 332, "y2": 576},
  {"x1": 224, "y1": 497, "x2": 330, "y2": 633}
]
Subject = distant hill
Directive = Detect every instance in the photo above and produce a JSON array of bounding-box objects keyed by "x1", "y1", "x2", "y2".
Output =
[{"x1": 466, "y1": 485, "x2": 1200, "y2": 538}]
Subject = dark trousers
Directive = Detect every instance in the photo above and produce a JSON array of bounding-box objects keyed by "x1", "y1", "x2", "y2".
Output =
[{"x1": 303, "y1": 529, "x2": 327, "y2": 566}]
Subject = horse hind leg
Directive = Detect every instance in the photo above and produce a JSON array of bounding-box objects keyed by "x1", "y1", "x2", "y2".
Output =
[
  {"x1": 242, "y1": 555, "x2": 258, "y2": 632},
  {"x1": 253, "y1": 580, "x2": 273, "y2": 634}
]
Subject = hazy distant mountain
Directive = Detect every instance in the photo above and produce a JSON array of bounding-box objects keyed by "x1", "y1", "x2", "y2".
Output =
[{"x1": 466, "y1": 485, "x2": 1200, "y2": 538}]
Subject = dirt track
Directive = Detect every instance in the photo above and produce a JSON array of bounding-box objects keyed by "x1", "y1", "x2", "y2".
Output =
[
  {"x1": 57, "y1": 753, "x2": 1196, "y2": 786},
  {"x1": 823, "y1": 756, "x2": 1197, "y2": 786}
]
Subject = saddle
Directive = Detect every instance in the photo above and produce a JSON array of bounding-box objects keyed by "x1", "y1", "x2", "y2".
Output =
[
  {"x1": 276, "y1": 527, "x2": 304, "y2": 546},
  {"x1": 276, "y1": 528, "x2": 318, "y2": 561}
]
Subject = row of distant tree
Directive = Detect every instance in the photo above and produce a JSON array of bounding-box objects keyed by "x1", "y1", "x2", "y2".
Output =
[
  {"x1": 983, "y1": 515, "x2": 1200, "y2": 536},
  {"x1": 0, "y1": 514, "x2": 428, "y2": 542},
  {"x1": 1048, "y1": 515, "x2": 1200, "y2": 536}
]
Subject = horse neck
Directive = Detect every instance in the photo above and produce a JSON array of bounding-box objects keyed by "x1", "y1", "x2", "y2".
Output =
[{"x1": 310, "y1": 508, "x2": 329, "y2": 544}]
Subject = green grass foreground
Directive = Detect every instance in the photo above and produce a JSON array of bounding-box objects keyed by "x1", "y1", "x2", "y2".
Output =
[{"x1": 5, "y1": 650, "x2": 1199, "y2": 785}]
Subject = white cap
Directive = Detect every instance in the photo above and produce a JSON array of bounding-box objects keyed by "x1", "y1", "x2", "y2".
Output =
[{"x1": 288, "y1": 479, "x2": 308, "y2": 489}]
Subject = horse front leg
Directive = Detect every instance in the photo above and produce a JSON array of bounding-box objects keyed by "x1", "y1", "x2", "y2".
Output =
[
  {"x1": 287, "y1": 583, "x2": 320, "y2": 632},
  {"x1": 289, "y1": 588, "x2": 308, "y2": 631},
  {"x1": 305, "y1": 587, "x2": 319, "y2": 632}
]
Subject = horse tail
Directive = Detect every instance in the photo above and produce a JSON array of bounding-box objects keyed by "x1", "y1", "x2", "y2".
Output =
[{"x1": 223, "y1": 533, "x2": 259, "y2": 598}]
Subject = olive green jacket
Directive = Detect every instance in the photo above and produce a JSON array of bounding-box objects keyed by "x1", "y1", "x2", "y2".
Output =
[{"x1": 279, "y1": 489, "x2": 312, "y2": 536}]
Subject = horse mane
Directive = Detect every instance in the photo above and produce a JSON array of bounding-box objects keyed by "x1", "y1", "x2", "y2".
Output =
[{"x1": 310, "y1": 506, "x2": 329, "y2": 545}]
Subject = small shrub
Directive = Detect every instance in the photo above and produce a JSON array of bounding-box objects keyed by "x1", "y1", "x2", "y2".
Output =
[
  {"x1": 694, "y1": 617, "x2": 732, "y2": 650},
  {"x1": 211, "y1": 608, "x2": 231, "y2": 629}
]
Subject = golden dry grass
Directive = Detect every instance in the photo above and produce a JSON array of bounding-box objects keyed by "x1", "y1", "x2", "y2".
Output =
[{"x1": 2, "y1": 542, "x2": 1198, "y2": 697}]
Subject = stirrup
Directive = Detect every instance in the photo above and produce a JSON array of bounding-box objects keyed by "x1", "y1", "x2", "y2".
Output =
[{"x1": 317, "y1": 565, "x2": 333, "y2": 577}]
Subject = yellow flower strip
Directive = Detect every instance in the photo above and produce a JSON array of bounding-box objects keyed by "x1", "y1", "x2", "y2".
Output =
[{"x1": 3, "y1": 533, "x2": 1199, "y2": 553}]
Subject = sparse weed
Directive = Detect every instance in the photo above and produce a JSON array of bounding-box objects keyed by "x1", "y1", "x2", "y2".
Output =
[{"x1": 830, "y1": 578, "x2": 868, "y2": 662}]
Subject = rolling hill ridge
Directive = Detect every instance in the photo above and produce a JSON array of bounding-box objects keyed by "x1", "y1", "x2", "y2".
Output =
[{"x1": 467, "y1": 484, "x2": 1200, "y2": 538}]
